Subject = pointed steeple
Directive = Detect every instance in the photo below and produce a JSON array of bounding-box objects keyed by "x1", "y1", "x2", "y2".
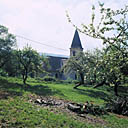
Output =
[
  {"x1": 71, "y1": 29, "x2": 83, "y2": 49},
  {"x1": 70, "y1": 29, "x2": 83, "y2": 57}
]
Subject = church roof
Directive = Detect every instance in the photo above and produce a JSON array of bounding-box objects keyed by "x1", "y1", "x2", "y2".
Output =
[{"x1": 71, "y1": 29, "x2": 83, "y2": 49}]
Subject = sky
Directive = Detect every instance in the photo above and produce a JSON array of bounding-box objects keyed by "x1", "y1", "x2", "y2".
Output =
[{"x1": 0, "y1": 0, "x2": 128, "y2": 56}]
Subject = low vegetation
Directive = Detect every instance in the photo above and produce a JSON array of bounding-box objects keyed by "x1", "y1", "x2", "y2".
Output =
[{"x1": 0, "y1": 77, "x2": 128, "y2": 128}]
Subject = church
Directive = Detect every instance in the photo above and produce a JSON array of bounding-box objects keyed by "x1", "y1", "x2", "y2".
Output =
[{"x1": 47, "y1": 29, "x2": 83, "y2": 80}]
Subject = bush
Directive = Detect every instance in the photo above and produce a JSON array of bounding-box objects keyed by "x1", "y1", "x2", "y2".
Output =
[
  {"x1": 64, "y1": 78, "x2": 72, "y2": 84},
  {"x1": 106, "y1": 96, "x2": 128, "y2": 116},
  {"x1": 82, "y1": 102, "x2": 107, "y2": 116},
  {"x1": 0, "y1": 69, "x2": 8, "y2": 77},
  {"x1": 72, "y1": 80, "x2": 79, "y2": 84},
  {"x1": 35, "y1": 77, "x2": 44, "y2": 81},
  {"x1": 43, "y1": 75, "x2": 56, "y2": 82}
]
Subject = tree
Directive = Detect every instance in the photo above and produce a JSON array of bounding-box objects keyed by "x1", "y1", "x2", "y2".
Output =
[
  {"x1": 0, "y1": 25, "x2": 16, "y2": 68},
  {"x1": 63, "y1": 52, "x2": 86, "y2": 88},
  {"x1": 16, "y1": 46, "x2": 45, "y2": 84},
  {"x1": 84, "y1": 49, "x2": 103, "y2": 85},
  {"x1": 67, "y1": 2, "x2": 128, "y2": 47},
  {"x1": 67, "y1": 3, "x2": 128, "y2": 95},
  {"x1": 94, "y1": 44, "x2": 128, "y2": 95},
  {"x1": 63, "y1": 51, "x2": 97, "y2": 88},
  {"x1": 2, "y1": 50, "x2": 20, "y2": 77}
]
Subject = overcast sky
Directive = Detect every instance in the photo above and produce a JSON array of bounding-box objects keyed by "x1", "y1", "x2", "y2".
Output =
[{"x1": 0, "y1": 0, "x2": 127, "y2": 55}]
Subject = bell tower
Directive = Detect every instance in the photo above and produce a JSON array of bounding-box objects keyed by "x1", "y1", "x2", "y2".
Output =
[{"x1": 70, "y1": 29, "x2": 83, "y2": 57}]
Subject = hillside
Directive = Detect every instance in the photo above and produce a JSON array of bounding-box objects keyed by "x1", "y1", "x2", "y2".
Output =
[{"x1": 0, "y1": 77, "x2": 128, "y2": 128}]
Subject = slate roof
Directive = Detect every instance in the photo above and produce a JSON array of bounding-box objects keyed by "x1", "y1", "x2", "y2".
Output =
[{"x1": 71, "y1": 29, "x2": 83, "y2": 49}]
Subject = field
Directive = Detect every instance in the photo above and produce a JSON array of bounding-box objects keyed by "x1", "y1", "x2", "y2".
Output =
[{"x1": 0, "y1": 77, "x2": 128, "y2": 128}]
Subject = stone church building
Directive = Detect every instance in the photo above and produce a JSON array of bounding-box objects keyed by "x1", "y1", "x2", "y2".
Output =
[{"x1": 47, "y1": 29, "x2": 83, "y2": 80}]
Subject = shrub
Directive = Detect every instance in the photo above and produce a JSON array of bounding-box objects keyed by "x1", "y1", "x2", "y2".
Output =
[
  {"x1": 72, "y1": 80, "x2": 79, "y2": 84},
  {"x1": 106, "y1": 96, "x2": 128, "y2": 116},
  {"x1": 43, "y1": 75, "x2": 56, "y2": 82},
  {"x1": 64, "y1": 78, "x2": 72, "y2": 84},
  {"x1": 0, "y1": 69, "x2": 8, "y2": 77},
  {"x1": 82, "y1": 102, "x2": 107, "y2": 116}
]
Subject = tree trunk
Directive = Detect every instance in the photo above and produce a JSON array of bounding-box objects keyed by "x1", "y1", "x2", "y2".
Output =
[
  {"x1": 74, "y1": 83, "x2": 82, "y2": 89},
  {"x1": 114, "y1": 83, "x2": 118, "y2": 96},
  {"x1": 22, "y1": 70, "x2": 28, "y2": 85},
  {"x1": 74, "y1": 73, "x2": 84, "y2": 89},
  {"x1": 22, "y1": 74, "x2": 26, "y2": 85},
  {"x1": 80, "y1": 73, "x2": 84, "y2": 84},
  {"x1": 93, "y1": 80, "x2": 106, "y2": 88}
]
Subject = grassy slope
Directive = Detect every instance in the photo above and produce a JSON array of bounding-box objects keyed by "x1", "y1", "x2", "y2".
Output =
[{"x1": 0, "y1": 77, "x2": 128, "y2": 128}]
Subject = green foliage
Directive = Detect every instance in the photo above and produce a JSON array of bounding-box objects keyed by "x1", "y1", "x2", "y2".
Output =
[
  {"x1": 84, "y1": 49, "x2": 102, "y2": 84},
  {"x1": 2, "y1": 50, "x2": 21, "y2": 77},
  {"x1": 67, "y1": 3, "x2": 128, "y2": 95},
  {"x1": 63, "y1": 77, "x2": 73, "y2": 84},
  {"x1": 0, "y1": 25, "x2": 16, "y2": 68},
  {"x1": 0, "y1": 69, "x2": 7, "y2": 76},
  {"x1": 106, "y1": 96, "x2": 128, "y2": 116},
  {"x1": 63, "y1": 49, "x2": 104, "y2": 86},
  {"x1": 16, "y1": 46, "x2": 46, "y2": 84},
  {"x1": 43, "y1": 75, "x2": 56, "y2": 82},
  {"x1": 72, "y1": 80, "x2": 79, "y2": 84},
  {"x1": 63, "y1": 52, "x2": 86, "y2": 74},
  {"x1": 79, "y1": 3, "x2": 128, "y2": 47},
  {"x1": 94, "y1": 44, "x2": 128, "y2": 95},
  {"x1": 63, "y1": 51, "x2": 94, "y2": 84}
]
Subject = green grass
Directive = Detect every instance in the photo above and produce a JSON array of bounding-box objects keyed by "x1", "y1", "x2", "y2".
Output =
[
  {"x1": 0, "y1": 77, "x2": 112, "y2": 104},
  {"x1": 0, "y1": 97, "x2": 97, "y2": 128},
  {"x1": 0, "y1": 76, "x2": 128, "y2": 128}
]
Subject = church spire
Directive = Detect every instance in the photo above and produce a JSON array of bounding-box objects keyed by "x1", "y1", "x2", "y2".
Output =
[
  {"x1": 70, "y1": 29, "x2": 83, "y2": 57},
  {"x1": 71, "y1": 29, "x2": 83, "y2": 49}
]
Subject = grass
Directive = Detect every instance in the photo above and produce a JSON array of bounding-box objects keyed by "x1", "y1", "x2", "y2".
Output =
[
  {"x1": 0, "y1": 76, "x2": 128, "y2": 128},
  {"x1": 0, "y1": 97, "x2": 97, "y2": 128}
]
